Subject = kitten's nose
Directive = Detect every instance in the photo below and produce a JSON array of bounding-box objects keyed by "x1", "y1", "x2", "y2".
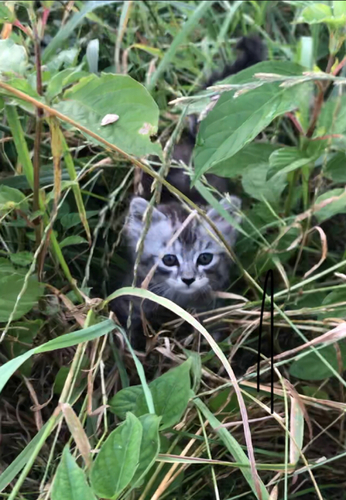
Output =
[{"x1": 182, "y1": 277, "x2": 195, "y2": 287}]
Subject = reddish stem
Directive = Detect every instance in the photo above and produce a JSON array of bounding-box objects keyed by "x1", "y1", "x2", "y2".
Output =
[
  {"x1": 13, "y1": 19, "x2": 31, "y2": 37},
  {"x1": 333, "y1": 56, "x2": 346, "y2": 76},
  {"x1": 286, "y1": 112, "x2": 304, "y2": 135}
]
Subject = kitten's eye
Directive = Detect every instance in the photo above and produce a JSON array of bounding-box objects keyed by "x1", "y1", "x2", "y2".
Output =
[
  {"x1": 162, "y1": 254, "x2": 179, "y2": 267},
  {"x1": 197, "y1": 253, "x2": 213, "y2": 266}
]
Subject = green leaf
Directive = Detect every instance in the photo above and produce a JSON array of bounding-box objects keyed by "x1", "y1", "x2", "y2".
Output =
[
  {"x1": 10, "y1": 252, "x2": 34, "y2": 267},
  {"x1": 318, "y1": 289, "x2": 346, "y2": 320},
  {"x1": 42, "y1": 1, "x2": 120, "y2": 63},
  {"x1": 290, "y1": 343, "x2": 346, "y2": 380},
  {"x1": 132, "y1": 414, "x2": 161, "y2": 487},
  {"x1": 0, "y1": 40, "x2": 27, "y2": 75},
  {"x1": 242, "y1": 164, "x2": 287, "y2": 204},
  {"x1": 0, "y1": 185, "x2": 28, "y2": 213},
  {"x1": 209, "y1": 143, "x2": 279, "y2": 178},
  {"x1": 109, "y1": 386, "x2": 144, "y2": 420},
  {"x1": 297, "y1": 3, "x2": 333, "y2": 24},
  {"x1": 46, "y1": 67, "x2": 88, "y2": 102},
  {"x1": 60, "y1": 211, "x2": 99, "y2": 229},
  {"x1": 193, "y1": 61, "x2": 307, "y2": 180},
  {"x1": 268, "y1": 147, "x2": 313, "y2": 178},
  {"x1": 0, "y1": 259, "x2": 42, "y2": 323},
  {"x1": 0, "y1": 319, "x2": 115, "y2": 393},
  {"x1": 333, "y1": 0, "x2": 346, "y2": 17},
  {"x1": 46, "y1": 48, "x2": 79, "y2": 73},
  {"x1": 324, "y1": 152, "x2": 346, "y2": 182},
  {"x1": 54, "y1": 73, "x2": 161, "y2": 157},
  {"x1": 0, "y1": 4, "x2": 15, "y2": 22},
  {"x1": 0, "y1": 78, "x2": 41, "y2": 113},
  {"x1": 109, "y1": 359, "x2": 192, "y2": 430},
  {"x1": 52, "y1": 447, "x2": 96, "y2": 500},
  {"x1": 315, "y1": 96, "x2": 346, "y2": 137},
  {"x1": 60, "y1": 236, "x2": 88, "y2": 249},
  {"x1": 90, "y1": 412, "x2": 142, "y2": 499},
  {"x1": 269, "y1": 147, "x2": 306, "y2": 169},
  {"x1": 314, "y1": 188, "x2": 346, "y2": 222}
]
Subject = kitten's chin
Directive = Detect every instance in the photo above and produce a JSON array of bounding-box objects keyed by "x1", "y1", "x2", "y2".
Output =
[{"x1": 165, "y1": 278, "x2": 213, "y2": 308}]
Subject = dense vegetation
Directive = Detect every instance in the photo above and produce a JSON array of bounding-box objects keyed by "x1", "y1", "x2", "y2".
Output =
[{"x1": 1, "y1": 1, "x2": 346, "y2": 499}]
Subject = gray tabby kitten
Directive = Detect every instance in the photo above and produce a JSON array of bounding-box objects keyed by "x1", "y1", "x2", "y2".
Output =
[
  {"x1": 111, "y1": 195, "x2": 241, "y2": 349},
  {"x1": 110, "y1": 36, "x2": 265, "y2": 347}
]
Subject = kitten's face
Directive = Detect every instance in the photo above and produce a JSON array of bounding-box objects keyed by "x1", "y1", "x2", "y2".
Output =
[{"x1": 125, "y1": 197, "x2": 241, "y2": 308}]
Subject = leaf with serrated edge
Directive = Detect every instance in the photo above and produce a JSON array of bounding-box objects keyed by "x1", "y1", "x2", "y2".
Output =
[{"x1": 193, "y1": 61, "x2": 307, "y2": 180}]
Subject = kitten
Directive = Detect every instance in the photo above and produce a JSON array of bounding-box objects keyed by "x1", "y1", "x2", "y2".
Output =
[
  {"x1": 110, "y1": 36, "x2": 265, "y2": 348},
  {"x1": 110, "y1": 196, "x2": 241, "y2": 349}
]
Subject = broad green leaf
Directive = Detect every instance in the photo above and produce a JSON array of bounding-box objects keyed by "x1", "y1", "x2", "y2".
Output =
[
  {"x1": 290, "y1": 343, "x2": 346, "y2": 380},
  {"x1": 60, "y1": 211, "x2": 99, "y2": 229},
  {"x1": 132, "y1": 414, "x2": 161, "y2": 487},
  {"x1": 333, "y1": 0, "x2": 346, "y2": 17},
  {"x1": 271, "y1": 158, "x2": 312, "y2": 179},
  {"x1": 52, "y1": 447, "x2": 96, "y2": 500},
  {"x1": 0, "y1": 259, "x2": 42, "y2": 323},
  {"x1": 301, "y1": 386, "x2": 329, "y2": 400},
  {"x1": 242, "y1": 164, "x2": 287, "y2": 204},
  {"x1": 42, "y1": 1, "x2": 120, "y2": 63},
  {"x1": 55, "y1": 74, "x2": 161, "y2": 157},
  {"x1": 318, "y1": 289, "x2": 346, "y2": 320},
  {"x1": 109, "y1": 360, "x2": 192, "y2": 430},
  {"x1": 0, "y1": 40, "x2": 27, "y2": 75},
  {"x1": 193, "y1": 61, "x2": 308, "y2": 180},
  {"x1": 314, "y1": 95, "x2": 346, "y2": 137},
  {"x1": 90, "y1": 412, "x2": 142, "y2": 499},
  {"x1": 0, "y1": 4, "x2": 15, "y2": 22},
  {"x1": 194, "y1": 398, "x2": 270, "y2": 500},
  {"x1": 297, "y1": 3, "x2": 333, "y2": 24},
  {"x1": 209, "y1": 143, "x2": 279, "y2": 178},
  {"x1": 46, "y1": 48, "x2": 79, "y2": 73},
  {"x1": 0, "y1": 319, "x2": 115, "y2": 393},
  {"x1": 324, "y1": 152, "x2": 346, "y2": 182},
  {"x1": 0, "y1": 185, "x2": 28, "y2": 212},
  {"x1": 109, "y1": 386, "x2": 144, "y2": 420},
  {"x1": 46, "y1": 67, "x2": 88, "y2": 102},
  {"x1": 269, "y1": 147, "x2": 313, "y2": 178},
  {"x1": 10, "y1": 252, "x2": 33, "y2": 267},
  {"x1": 60, "y1": 236, "x2": 88, "y2": 249},
  {"x1": 269, "y1": 147, "x2": 306, "y2": 170},
  {"x1": 0, "y1": 78, "x2": 41, "y2": 113},
  {"x1": 314, "y1": 188, "x2": 346, "y2": 222}
]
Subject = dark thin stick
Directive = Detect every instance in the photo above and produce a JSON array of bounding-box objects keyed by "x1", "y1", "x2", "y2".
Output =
[{"x1": 257, "y1": 269, "x2": 274, "y2": 414}]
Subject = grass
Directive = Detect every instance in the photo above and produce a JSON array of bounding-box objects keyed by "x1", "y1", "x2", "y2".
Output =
[{"x1": 1, "y1": 1, "x2": 346, "y2": 499}]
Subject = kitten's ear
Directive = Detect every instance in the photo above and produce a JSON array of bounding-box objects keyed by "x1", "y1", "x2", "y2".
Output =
[
  {"x1": 129, "y1": 197, "x2": 166, "y2": 222},
  {"x1": 206, "y1": 196, "x2": 242, "y2": 247},
  {"x1": 126, "y1": 197, "x2": 166, "y2": 244}
]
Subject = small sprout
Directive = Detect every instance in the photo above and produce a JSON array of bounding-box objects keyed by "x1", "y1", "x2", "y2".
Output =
[{"x1": 100, "y1": 114, "x2": 119, "y2": 126}]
